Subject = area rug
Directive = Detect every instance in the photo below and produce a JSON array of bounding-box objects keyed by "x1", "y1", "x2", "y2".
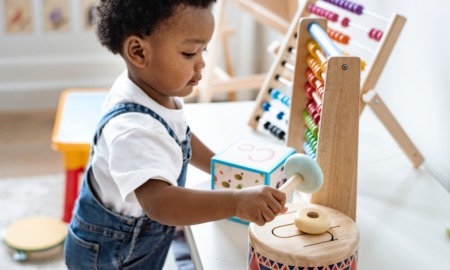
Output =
[
  {"x1": 0, "y1": 174, "x2": 66, "y2": 270},
  {"x1": 0, "y1": 174, "x2": 184, "y2": 270}
]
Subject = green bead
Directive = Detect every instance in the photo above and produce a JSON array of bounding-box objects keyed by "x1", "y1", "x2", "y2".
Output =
[{"x1": 446, "y1": 221, "x2": 450, "y2": 237}]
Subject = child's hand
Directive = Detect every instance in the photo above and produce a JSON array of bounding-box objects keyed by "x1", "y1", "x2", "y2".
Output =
[{"x1": 233, "y1": 186, "x2": 287, "y2": 226}]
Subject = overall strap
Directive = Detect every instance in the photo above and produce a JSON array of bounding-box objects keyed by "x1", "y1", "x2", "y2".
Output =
[{"x1": 92, "y1": 102, "x2": 185, "y2": 147}]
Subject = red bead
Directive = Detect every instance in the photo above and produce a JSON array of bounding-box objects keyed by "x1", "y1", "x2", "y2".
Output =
[{"x1": 342, "y1": 17, "x2": 350, "y2": 27}]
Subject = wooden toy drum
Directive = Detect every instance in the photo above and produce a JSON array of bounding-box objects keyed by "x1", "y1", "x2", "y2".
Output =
[{"x1": 248, "y1": 203, "x2": 359, "y2": 270}]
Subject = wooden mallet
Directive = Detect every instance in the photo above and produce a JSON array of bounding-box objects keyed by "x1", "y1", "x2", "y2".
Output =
[{"x1": 279, "y1": 153, "x2": 330, "y2": 234}]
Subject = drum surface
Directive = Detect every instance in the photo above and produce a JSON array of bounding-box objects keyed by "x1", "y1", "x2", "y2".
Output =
[
  {"x1": 4, "y1": 216, "x2": 67, "y2": 251},
  {"x1": 248, "y1": 203, "x2": 359, "y2": 269}
]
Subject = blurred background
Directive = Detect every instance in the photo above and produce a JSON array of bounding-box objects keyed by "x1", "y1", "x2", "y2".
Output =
[{"x1": 0, "y1": 0, "x2": 448, "y2": 180}]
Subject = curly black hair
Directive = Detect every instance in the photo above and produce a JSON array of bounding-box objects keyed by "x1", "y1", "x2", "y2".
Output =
[{"x1": 96, "y1": 0, "x2": 216, "y2": 55}]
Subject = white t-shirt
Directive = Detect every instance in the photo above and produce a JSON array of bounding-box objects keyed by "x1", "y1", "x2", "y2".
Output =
[{"x1": 90, "y1": 71, "x2": 188, "y2": 217}]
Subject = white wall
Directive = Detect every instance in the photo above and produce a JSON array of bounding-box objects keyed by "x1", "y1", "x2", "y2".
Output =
[
  {"x1": 360, "y1": 0, "x2": 450, "y2": 183},
  {"x1": 0, "y1": 0, "x2": 125, "y2": 111}
]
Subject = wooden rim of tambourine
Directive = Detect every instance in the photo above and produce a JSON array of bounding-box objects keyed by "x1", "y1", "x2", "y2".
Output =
[
  {"x1": 249, "y1": 203, "x2": 359, "y2": 265},
  {"x1": 3, "y1": 216, "x2": 67, "y2": 252}
]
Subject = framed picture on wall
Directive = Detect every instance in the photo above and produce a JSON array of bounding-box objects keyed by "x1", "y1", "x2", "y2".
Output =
[
  {"x1": 43, "y1": 0, "x2": 70, "y2": 32},
  {"x1": 82, "y1": 0, "x2": 99, "y2": 30},
  {"x1": 4, "y1": 0, "x2": 33, "y2": 34}
]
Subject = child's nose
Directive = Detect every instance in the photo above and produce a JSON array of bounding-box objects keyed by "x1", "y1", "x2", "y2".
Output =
[{"x1": 196, "y1": 55, "x2": 206, "y2": 71}]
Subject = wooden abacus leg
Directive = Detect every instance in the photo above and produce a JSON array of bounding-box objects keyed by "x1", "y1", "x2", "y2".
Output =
[
  {"x1": 365, "y1": 93, "x2": 425, "y2": 168},
  {"x1": 222, "y1": 21, "x2": 237, "y2": 101},
  {"x1": 198, "y1": 0, "x2": 225, "y2": 103}
]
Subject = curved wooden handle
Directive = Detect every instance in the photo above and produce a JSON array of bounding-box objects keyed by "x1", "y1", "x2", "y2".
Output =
[{"x1": 279, "y1": 174, "x2": 303, "y2": 194}]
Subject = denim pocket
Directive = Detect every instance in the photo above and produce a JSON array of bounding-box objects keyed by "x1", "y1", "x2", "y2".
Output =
[{"x1": 65, "y1": 227, "x2": 99, "y2": 269}]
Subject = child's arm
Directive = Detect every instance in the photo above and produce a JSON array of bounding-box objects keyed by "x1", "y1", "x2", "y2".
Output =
[
  {"x1": 189, "y1": 132, "x2": 214, "y2": 173},
  {"x1": 135, "y1": 179, "x2": 287, "y2": 226}
]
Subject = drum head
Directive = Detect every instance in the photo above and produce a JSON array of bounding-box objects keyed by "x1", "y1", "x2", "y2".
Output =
[
  {"x1": 4, "y1": 216, "x2": 67, "y2": 252},
  {"x1": 249, "y1": 203, "x2": 359, "y2": 266}
]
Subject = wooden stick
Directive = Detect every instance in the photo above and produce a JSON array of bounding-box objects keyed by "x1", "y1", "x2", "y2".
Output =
[
  {"x1": 232, "y1": 0, "x2": 291, "y2": 33},
  {"x1": 248, "y1": 8, "x2": 303, "y2": 130},
  {"x1": 279, "y1": 174, "x2": 303, "y2": 194},
  {"x1": 366, "y1": 93, "x2": 425, "y2": 167}
]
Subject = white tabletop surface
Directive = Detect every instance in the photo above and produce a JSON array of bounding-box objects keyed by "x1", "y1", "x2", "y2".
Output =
[
  {"x1": 54, "y1": 91, "x2": 107, "y2": 144},
  {"x1": 183, "y1": 101, "x2": 450, "y2": 270}
]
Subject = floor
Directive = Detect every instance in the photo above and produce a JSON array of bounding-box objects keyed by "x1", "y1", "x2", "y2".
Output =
[{"x1": 0, "y1": 110, "x2": 62, "y2": 178}]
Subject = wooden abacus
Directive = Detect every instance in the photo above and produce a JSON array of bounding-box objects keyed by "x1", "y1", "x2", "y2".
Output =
[
  {"x1": 197, "y1": 0, "x2": 298, "y2": 102},
  {"x1": 248, "y1": 18, "x2": 361, "y2": 269},
  {"x1": 248, "y1": 0, "x2": 424, "y2": 168},
  {"x1": 253, "y1": 9, "x2": 361, "y2": 220}
]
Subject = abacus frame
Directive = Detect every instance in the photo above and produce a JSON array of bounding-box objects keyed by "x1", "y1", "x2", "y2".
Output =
[
  {"x1": 295, "y1": 18, "x2": 360, "y2": 221},
  {"x1": 249, "y1": 0, "x2": 424, "y2": 168},
  {"x1": 197, "y1": 0, "x2": 298, "y2": 102}
]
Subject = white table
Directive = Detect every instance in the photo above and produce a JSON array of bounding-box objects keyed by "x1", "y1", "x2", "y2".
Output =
[{"x1": 183, "y1": 101, "x2": 450, "y2": 270}]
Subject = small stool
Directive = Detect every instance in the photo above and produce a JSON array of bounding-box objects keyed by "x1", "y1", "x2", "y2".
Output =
[{"x1": 3, "y1": 216, "x2": 68, "y2": 261}]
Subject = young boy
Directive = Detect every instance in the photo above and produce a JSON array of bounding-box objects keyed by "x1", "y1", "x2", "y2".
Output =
[{"x1": 64, "y1": 1, "x2": 287, "y2": 269}]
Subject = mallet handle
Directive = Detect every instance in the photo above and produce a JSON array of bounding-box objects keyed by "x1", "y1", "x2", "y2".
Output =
[{"x1": 279, "y1": 174, "x2": 303, "y2": 194}]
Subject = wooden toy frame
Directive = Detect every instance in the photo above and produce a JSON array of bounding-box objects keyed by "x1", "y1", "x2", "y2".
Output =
[
  {"x1": 249, "y1": 0, "x2": 424, "y2": 168},
  {"x1": 295, "y1": 18, "x2": 360, "y2": 220},
  {"x1": 197, "y1": 0, "x2": 299, "y2": 102},
  {"x1": 249, "y1": 13, "x2": 360, "y2": 219}
]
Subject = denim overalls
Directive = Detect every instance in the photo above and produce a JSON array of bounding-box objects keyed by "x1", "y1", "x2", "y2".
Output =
[{"x1": 64, "y1": 102, "x2": 191, "y2": 270}]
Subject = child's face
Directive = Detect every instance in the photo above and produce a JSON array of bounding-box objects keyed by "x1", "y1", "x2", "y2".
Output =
[{"x1": 138, "y1": 6, "x2": 215, "y2": 102}]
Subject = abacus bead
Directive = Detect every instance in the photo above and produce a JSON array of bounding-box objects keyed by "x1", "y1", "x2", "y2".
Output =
[
  {"x1": 280, "y1": 96, "x2": 290, "y2": 107},
  {"x1": 303, "y1": 113, "x2": 318, "y2": 137},
  {"x1": 268, "y1": 88, "x2": 275, "y2": 96},
  {"x1": 354, "y1": 4, "x2": 364, "y2": 15},
  {"x1": 324, "y1": 0, "x2": 363, "y2": 15},
  {"x1": 305, "y1": 82, "x2": 315, "y2": 98},
  {"x1": 261, "y1": 101, "x2": 271, "y2": 111},
  {"x1": 369, "y1": 29, "x2": 383, "y2": 41},
  {"x1": 313, "y1": 114, "x2": 320, "y2": 125},
  {"x1": 341, "y1": 17, "x2": 350, "y2": 27},
  {"x1": 307, "y1": 57, "x2": 323, "y2": 79},
  {"x1": 270, "y1": 88, "x2": 280, "y2": 100},
  {"x1": 270, "y1": 89, "x2": 290, "y2": 107},
  {"x1": 264, "y1": 121, "x2": 285, "y2": 140},
  {"x1": 303, "y1": 141, "x2": 316, "y2": 159},
  {"x1": 316, "y1": 85, "x2": 325, "y2": 99},
  {"x1": 360, "y1": 60, "x2": 366, "y2": 71},
  {"x1": 277, "y1": 112, "x2": 285, "y2": 120},
  {"x1": 308, "y1": 3, "x2": 339, "y2": 22},
  {"x1": 307, "y1": 41, "x2": 320, "y2": 58},
  {"x1": 446, "y1": 221, "x2": 450, "y2": 237},
  {"x1": 328, "y1": 29, "x2": 350, "y2": 44}
]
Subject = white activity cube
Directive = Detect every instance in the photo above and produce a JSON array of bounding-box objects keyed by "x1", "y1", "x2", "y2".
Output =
[{"x1": 211, "y1": 137, "x2": 295, "y2": 223}]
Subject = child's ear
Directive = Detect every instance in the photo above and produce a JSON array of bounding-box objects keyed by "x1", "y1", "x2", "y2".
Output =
[{"x1": 123, "y1": 36, "x2": 147, "y2": 68}]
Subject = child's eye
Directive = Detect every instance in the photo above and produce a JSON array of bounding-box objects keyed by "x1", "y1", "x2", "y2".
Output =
[{"x1": 182, "y1": 52, "x2": 196, "y2": 59}]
